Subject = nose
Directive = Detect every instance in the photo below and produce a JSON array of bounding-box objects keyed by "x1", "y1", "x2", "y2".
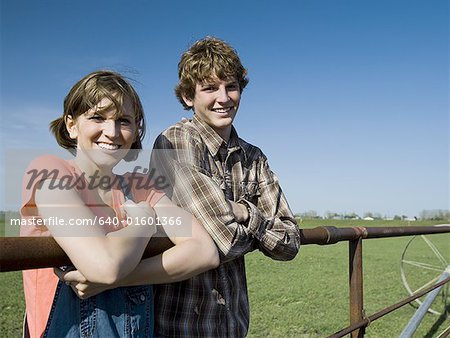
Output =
[
  {"x1": 217, "y1": 85, "x2": 230, "y2": 103},
  {"x1": 102, "y1": 119, "x2": 119, "y2": 138}
]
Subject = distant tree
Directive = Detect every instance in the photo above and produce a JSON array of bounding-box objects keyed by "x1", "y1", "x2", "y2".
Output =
[
  {"x1": 419, "y1": 209, "x2": 450, "y2": 221},
  {"x1": 325, "y1": 211, "x2": 340, "y2": 219},
  {"x1": 373, "y1": 213, "x2": 382, "y2": 220},
  {"x1": 295, "y1": 210, "x2": 322, "y2": 220},
  {"x1": 344, "y1": 212, "x2": 359, "y2": 219},
  {"x1": 393, "y1": 215, "x2": 402, "y2": 220},
  {"x1": 304, "y1": 210, "x2": 318, "y2": 219},
  {"x1": 363, "y1": 212, "x2": 373, "y2": 219}
]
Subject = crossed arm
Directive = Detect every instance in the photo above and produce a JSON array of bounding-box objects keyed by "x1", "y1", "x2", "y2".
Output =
[
  {"x1": 153, "y1": 131, "x2": 301, "y2": 262},
  {"x1": 36, "y1": 179, "x2": 219, "y2": 297},
  {"x1": 56, "y1": 130, "x2": 300, "y2": 297}
]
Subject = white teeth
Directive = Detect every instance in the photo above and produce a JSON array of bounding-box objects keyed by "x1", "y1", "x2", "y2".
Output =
[
  {"x1": 213, "y1": 107, "x2": 232, "y2": 113},
  {"x1": 97, "y1": 143, "x2": 119, "y2": 150}
]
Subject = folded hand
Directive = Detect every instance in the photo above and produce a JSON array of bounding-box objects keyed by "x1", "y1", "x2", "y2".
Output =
[{"x1": 54, "y1": 267, "x2": 112, "y2": 299}]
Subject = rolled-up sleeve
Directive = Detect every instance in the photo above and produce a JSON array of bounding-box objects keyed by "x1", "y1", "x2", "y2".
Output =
[{"x1": 238, "y1": 155, "x2": 300, "y2": 260}]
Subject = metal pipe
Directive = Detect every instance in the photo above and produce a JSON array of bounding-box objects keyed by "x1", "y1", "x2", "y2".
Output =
[
  {"x1": 299, "y1": 225, "x2": 450, "y2": 245},
  {"x1": 328, "y1": 276, "x2": 450, "y2": 338},
  {"x1": 399, "y1": 267, "x2": 450, "y2": 338},
  {"x1": 0, "y1": 236, "x2": 173, "y2": 271},
  {"x1": 2, "y1": 224, "x2": 450, "y2": 338},
  {"x1": 439, "y1": 325, "x2": 450, "y2": 338},
  {"x1": 349, "y1": 238, "x2": 364, "y2": 338},
  {"x1": 2, "y1": 225, "x2": 449, "y2": 272}
]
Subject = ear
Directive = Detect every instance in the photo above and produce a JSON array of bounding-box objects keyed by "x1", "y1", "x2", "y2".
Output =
[
  {"x1": 65, "y1": 115, "x2": 78, "y2": 139},
  {"x1": 182, "y1": 94, "x2": 194, "y2": 108}
]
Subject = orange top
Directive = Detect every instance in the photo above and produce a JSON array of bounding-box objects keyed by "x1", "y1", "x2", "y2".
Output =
[{"x1": 20, "y1": 155, "x2": 164, "y2": 337}]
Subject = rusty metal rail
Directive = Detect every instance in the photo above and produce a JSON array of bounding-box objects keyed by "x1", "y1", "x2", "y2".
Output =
[
  {"x1": 2, "y1": 225, "x2": 449, "y2": 271},
  {"x1": 328, "y1": 276, "x2": 450, "y2": 338},
  {"x1": 1, "y1": 224, "x2": 450, "y2": 337},
  {"x1": 300, "y1": 224, "x2": 450, "y2": 337},
  {"x1": 299, "y1": 225, "x2": 450, "y2": 245},
  {"x1": 0, "y1": 236, "x2": 174, "y2": 271}
]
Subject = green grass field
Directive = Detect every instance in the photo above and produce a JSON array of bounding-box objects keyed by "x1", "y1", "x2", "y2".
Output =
[{"x1": 1, "y1": 219, "x2": 449, "y2": 337}]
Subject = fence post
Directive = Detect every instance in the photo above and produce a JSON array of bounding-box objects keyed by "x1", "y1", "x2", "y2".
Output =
[{"x1": 349, "y1": 238, "x2": 364, "y2": 337}]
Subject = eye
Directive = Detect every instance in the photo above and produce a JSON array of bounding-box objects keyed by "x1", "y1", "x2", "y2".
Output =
[
  {"x1": 88, "y1": 114, "x2": 105, "y2": 121},
  {"x1": 118, "y1": 117, "x2": 132, "y2": 125},
  {"x1": 227, "y1": 83, "x2": 239, "y2": 91},
  {"x1": 202, "y1": 85, "x2": 217, "y2": 92}
]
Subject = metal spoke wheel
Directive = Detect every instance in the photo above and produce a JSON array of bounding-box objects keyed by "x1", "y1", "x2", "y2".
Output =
[{"x1": 400, "y1": 232, "x2": 450, "y2": 316}]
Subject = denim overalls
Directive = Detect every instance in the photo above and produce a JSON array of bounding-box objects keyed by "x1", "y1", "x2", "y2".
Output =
[
  {"x1": 43, "y1": 176, "x2": 154, "y2": 337},
  {"x1": 43, "y1": 282, "x2": 153, "y2": 337}
]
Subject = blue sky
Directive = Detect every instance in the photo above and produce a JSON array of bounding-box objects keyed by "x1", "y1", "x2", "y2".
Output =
[{"x1": 1, "y1": 0, "x2": 448, "y2": 217}]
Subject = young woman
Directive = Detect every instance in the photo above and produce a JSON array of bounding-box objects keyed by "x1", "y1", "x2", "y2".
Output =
[{"x1": 20, "y1": 70, "x2": 219, "y2": 337}]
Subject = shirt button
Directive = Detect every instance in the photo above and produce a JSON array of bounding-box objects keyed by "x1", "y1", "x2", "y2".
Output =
[{"x1": 140, "y1": 294, "x2": 146, "y2": 301}]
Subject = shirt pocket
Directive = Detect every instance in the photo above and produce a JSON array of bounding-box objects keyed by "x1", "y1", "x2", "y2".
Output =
[
  {"x1": 239, "y1": 181, "x2": 261, "y2": 203},
  {"x1": 211, "y1": 174, "x2": 228, "y2": 192}
]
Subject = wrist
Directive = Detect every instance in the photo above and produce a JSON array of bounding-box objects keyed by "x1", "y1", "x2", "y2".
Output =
[{"x1": 239, "y1": 202, "x2": 251, "y2": 224}]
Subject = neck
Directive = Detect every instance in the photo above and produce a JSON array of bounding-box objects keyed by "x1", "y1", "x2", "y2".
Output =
[
  {"x1": 214, "y1": 127, "x2": 232, "y2": 143},
  {"x1": 74, "y1": 154, "x2": 114, "y2": 186}
]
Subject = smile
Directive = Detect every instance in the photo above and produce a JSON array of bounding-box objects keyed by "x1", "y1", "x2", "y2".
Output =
[
  {"x1": 96, "y1": 142, "x2": 121, "y2": 150},
  {"x1": 212, "y1": 107, "x2": 233, "y2": 113}
]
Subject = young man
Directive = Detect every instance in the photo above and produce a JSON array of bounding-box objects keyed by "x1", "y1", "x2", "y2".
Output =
[{"x1": 152, "y1": 37, "x2": 301, "y2": 337}]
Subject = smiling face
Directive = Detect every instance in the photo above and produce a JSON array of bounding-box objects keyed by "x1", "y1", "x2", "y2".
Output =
[
  {"x1": 66, "y1": 96, "x2": 137, "y2": 171},
  {"x1": 183, "y1": 77, "x2": 241, "y2": 141}
]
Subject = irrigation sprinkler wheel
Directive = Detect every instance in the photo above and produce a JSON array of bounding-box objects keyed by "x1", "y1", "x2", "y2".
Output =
[{"x1": 400, "y1": 232, "x2": 450, "y2": 316}]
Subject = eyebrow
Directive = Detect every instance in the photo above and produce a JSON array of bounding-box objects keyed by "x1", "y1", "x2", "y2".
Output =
[
  {"x1": 201, "y1": 79, "x2": 238, "y2": 87},
  {"x1": 86, "y1": 108, "x2": 134, "y2": 119}
]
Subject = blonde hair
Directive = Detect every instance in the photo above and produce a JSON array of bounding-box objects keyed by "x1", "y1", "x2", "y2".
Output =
[
  {"x1": 50, "y1": 70, "x2": 146, "y2": 161},
  {"x1": 175, "y1": 37, "x2": 249, "y2": 110}
]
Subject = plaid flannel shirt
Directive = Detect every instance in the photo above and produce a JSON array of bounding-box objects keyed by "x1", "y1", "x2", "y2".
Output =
[{"x1": 152, "y1": 115, "x2": 300, "y2": 337}]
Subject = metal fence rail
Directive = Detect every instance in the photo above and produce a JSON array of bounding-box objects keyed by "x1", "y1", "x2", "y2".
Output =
[
  {"x1": 300, "y1": 224, "x2": 450, "y2": 337},
  {"x1": 329, "y1": 276, "x2": 450, "y2": 337},
  {"x1": 1, "y1": 224, "x2": 450, "y2": 337}
]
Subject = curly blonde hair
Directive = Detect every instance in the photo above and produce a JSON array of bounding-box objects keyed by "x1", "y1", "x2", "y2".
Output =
[{"x1": 175, "y1": 37, "x2": 249, "y2": 110}]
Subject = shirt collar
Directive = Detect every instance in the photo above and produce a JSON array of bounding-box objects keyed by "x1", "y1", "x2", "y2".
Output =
[{"x1": 192, "y1": 114, "x2": 242, "y2": 157}]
